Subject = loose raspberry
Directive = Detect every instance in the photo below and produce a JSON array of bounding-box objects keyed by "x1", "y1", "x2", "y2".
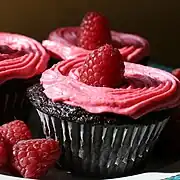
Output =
[
  {"x1": 172, "y1": 68, "x2": 180, "y2": 80},
  {"x1": 77, "y1": 11, "x2": 111, "y2": 50},
  {"x1": 0, "y1": 134, "x2": 8, "y2": 167},
  {"x1": 79, "y1": 44, "x2": 125, "y2": 87},
  {"x1": 12, "y1": 139, "x2": 60, "y2": 178},
  {"x1": 0, "y1": 120, "x2": 32, "y2": 149}
]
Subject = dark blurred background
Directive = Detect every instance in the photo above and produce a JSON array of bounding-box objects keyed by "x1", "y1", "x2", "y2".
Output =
[{"x1": 0, "y1": 0, "x2": 179, "y2": 67}]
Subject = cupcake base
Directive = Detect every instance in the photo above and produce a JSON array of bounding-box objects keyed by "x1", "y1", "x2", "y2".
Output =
[
  {"x1": 0, "y1": 77, "x2": 39, "y2": 124},
  {"x1": 36, "y1": 109, "x2": 168, "y2": 178},
  {"x1": 153, "y1": 107, "x2": 180, "y2": 156},
  {"x1": 27, "y1": 84, "x2": 170, "y2": 178}
]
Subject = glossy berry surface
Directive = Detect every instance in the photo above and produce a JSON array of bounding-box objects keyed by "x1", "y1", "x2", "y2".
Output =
[
  {"x1": 0, "y1": 120, "x2": 32, "y2": 148},
  {"x1": 12, "y1": 139, "x2": 60, "y2": 178},
  {"x1": 79, "y1": 44, "x2": 125, "y2": 88},
  {"x1": 77, "y1": 11, "x2": 111, "y2": 50}
]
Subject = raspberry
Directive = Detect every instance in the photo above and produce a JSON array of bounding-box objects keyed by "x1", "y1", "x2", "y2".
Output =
[
  {"x1": 0, "y1": 120, "x2": 32, "y2": 149},
  {"x1": 172, "y1": 68, "x2": 180, "y2": 80},
  {"x1": 0, "y1": 134, "x2": 8, "y2": 167},
  {"x1": 12, "y1": 139, "x2": 60, "y2": 178},
  {"x1": 77, "y1": 11, "x2": 111, "y2": 50},
  {"x1": 79, "y1": 44, "x2": 125, "y2": 87}
]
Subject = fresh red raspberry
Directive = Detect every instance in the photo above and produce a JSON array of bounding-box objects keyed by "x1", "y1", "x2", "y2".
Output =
[
  {"x1": 79, "y1": 44, "x2": 125, "y2": 87},
  {"x1": 77, "y1": 11, "x2": 112, "y2": 50},
  {"x1": 0, "y1": 120, "x2": 32, "y2": 149},
  {"x1": 172, "y1": 68, "x2": 180, "y2": 80},
  {"x1": 0, "y1": 134, "x2": 8, "y2": 167},
  {"x1": 12, "y1": 139, "x2": 60, "y2": 178}
]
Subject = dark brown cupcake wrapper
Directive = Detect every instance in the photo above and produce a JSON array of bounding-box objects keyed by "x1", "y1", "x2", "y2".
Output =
[
  {"x1": 0, "y1": 91, "x2": 29, "y2": 124},
  {"x1": 0, "y1": 77, "x2": 39, "y2": 124},
  {"x1": 36, "y1": 109, "x2": 169, "y2": 178}
]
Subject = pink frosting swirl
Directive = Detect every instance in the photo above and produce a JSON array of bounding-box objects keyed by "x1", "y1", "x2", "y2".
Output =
[
  {"x1": 42, "y1": 27, "x2": 150, "y2": 63},
  {"x1": 0, "y1": 32, "x2": 50, "y2": 85},
  {"x1": 41, "y1": 58, "x2": 180, "y2": 119}
]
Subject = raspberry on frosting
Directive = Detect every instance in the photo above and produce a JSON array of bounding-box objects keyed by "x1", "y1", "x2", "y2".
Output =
[
  {"x1": 77, "y1": 11, "x2": 111, "y2": 50},
  {"x1": 0, "y1": 32, "x2": 49, "y2": 85},
  {"x1": 79, "y1": 44, "x2": 124, "y2": 87}
]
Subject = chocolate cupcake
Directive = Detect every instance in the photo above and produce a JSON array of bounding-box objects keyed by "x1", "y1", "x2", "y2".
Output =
[
  {"x1": 42, "y1": 12, "x2": 150, "y2": 65},
  {"x1": 27, "y1": 45, "x2": 179, "y2": 178},
  {"x1": 0, "y1": 32, "x2": 49, "y2": 124}
]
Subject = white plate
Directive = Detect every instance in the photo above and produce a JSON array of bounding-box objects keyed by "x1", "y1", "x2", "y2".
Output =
[
  {"x1": 109, "y1": 172, "x2": 180, "y2": 180},
  {"x1": 0, "y1": 174, "x2": 34, "y2": 180},
  {"x1": 0, "y1": 172, "x2": 179, "y2": 180}
]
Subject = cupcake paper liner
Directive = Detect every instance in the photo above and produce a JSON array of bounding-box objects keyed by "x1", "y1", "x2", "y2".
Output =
[
  {"x1": 0, "y1": 90, "x2": 29, "y2": 124},
  {"x1": 0, "y1": 78, "x2": 39, "y2": 124},
  {"x1": 153, "y1": 107, "x2": 180, "y2": 156},
  {"x1": 36, "y1": 109, "x2": 169, "y2": 178}
]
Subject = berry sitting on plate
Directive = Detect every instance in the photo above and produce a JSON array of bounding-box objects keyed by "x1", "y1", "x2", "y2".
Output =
[{"x1": 0, "y1": 120, "x2": 61, "y2": 179}]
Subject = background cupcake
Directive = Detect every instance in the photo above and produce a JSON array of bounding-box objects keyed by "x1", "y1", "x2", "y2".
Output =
[
  {"x1": 27, "y1": 45, "x2": 179, "y2": 178},
  {"x1": 42, "y1": 11, "x2": 150, "y2": 66},
  {"x1": 172, "y1": 68, "x2": 180, "y2": 80},
  {"x1": 153, "y1": 68, "x2": 180, "y2": 157},
  {"x1": 0, "y1": 32, "x2": 49, "y2": 124}
]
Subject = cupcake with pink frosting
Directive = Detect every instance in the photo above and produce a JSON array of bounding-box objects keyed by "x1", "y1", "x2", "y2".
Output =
[
  {"x1": 42, "y1": 11, "x2": 150, "y2": 66},
  {"x1": 0, "y1": 32, "x2": 49, "y2": 123},
  {"x1": 27, "y1": 44, "x2": 180, "y2": 178}
]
